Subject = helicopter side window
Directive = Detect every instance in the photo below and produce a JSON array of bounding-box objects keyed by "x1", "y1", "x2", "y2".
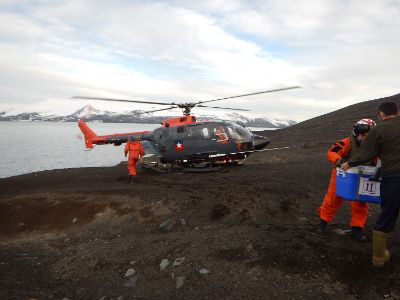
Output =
[
  {"x1": 201, "y1": 127, "x2": 210, "y2": 139},
  {"x1": 214, "y1": 126, "x2": 229, "y2": 144},
  {"x1": 185, "y1": 125, "x2": 211, "y2": 140},
  {"x1": 177, "y1": 126, "x2": 185, "y2": 134},
  {"x1": 187, "y1": 126, "x2": 201, "y2": 139},
  {"x1": 153, "y1": 128, "x2": 162, "y2": 139},
  {"x1": 161, "y1": 129, "x2": 169, "y2": 138}
]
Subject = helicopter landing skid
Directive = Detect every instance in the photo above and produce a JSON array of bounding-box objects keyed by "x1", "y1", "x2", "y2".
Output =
[
  {"x1": 140, "y1": 163, "x2": 168, "y2": 174},
  {"x1": 140, "y1": 161, "x2": 227, "y2": 174},
  {"x1": 183, "y1": 167, "x2": 222, "y2": 173},
  {"x1": 168, "y1": 161, "x2": 223, "y2": 173}
]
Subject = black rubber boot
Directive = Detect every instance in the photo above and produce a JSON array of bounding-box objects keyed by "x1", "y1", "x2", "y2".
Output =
[
  {"x1": 351, "y1": 226, "x2": 367, "y2": 242},
  {"x1": 320, "y1": 219, "x2": 328, "y2": 234}
]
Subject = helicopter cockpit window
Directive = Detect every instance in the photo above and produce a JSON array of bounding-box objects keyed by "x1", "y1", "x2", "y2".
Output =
[
  {"x1": 227, "y1": 122, "x2": 253, "y2": 151},
  {"x1": 229, "y1": 123, "x2": 252, "y2": 141},
  {"x1": 227, "y1": 126, "x2": 241, "y2": 140}
]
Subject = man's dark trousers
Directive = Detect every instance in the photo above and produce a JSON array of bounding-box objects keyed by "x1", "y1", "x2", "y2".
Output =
[{"x1": 374, "y1": 173, "x2": 400, "y2": 232}]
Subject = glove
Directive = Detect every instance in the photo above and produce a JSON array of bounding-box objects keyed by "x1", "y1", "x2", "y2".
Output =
[{"x1": 335, "y1": 158, "x2": 346, "y2": 168}]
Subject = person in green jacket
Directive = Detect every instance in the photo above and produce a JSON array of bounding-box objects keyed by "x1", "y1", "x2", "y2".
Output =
[{"x1": 341, "y1": 101, "x2": 400, "y2": 267}]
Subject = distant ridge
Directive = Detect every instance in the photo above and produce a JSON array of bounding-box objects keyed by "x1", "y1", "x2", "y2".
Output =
[{"x1": 270, "y1": 93, "x2": 400, "y2": 145}]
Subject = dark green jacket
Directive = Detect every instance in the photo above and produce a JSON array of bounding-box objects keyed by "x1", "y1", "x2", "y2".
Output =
[{"x1": 348, "y1": 115, "x2": 400, "y2": 176}]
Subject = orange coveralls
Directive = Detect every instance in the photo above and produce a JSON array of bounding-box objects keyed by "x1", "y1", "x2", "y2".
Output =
[
  {"x1": 318, "y1": 137, "x2": 369, "y2": 228},
  {"x1": 124, "y1": 141, "x2": 144, "y2": 177}
]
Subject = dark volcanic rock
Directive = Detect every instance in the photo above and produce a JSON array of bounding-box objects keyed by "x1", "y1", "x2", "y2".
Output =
[{"x1": 1, "y1": 93, "x2": 399, "y2": 299}]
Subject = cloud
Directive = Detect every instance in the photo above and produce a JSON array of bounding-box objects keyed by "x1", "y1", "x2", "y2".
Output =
[{"x1": 0, "y1": 0, "x2": 399, "y2": 121}]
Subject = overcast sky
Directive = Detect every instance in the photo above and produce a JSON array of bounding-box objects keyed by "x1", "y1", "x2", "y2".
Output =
[{"x1": 0, "y1": 0, "x2": 399, "y2": 121}]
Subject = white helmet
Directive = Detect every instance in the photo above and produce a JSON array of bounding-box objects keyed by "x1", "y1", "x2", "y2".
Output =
[{"x1": 353, "y1": 119, "x2": 376, "y2": 137}]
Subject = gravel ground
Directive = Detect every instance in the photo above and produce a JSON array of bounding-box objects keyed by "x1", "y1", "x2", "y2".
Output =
[{"x1": 1, "y1": 93, "x2": 400, "y2": 299}]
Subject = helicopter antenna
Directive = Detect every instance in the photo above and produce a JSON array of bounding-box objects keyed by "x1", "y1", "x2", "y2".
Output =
[{"x1": 73, "y1": 86, "x2": 300, "y2": 116}]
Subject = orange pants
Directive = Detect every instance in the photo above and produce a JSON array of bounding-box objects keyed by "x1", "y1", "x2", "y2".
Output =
[
  {"x1": 318, "y1": 170, "x2": 368, "y2": 228},
  {"x1": 128, "y1": 157, "x2": 138, "y2": 177}
]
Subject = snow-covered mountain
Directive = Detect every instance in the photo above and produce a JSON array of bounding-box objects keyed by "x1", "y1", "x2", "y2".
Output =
[
  {"x1": 70, "y1": 105, "x2": 101, "y2": 118},
  {"x1": 0, "y1": 105, "x2": 296, "y2": 128},
  {"x1": 221, "y1": 112, "x2": 296, "y2": 128}
]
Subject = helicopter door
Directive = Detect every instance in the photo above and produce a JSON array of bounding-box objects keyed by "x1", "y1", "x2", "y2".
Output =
[
  {"x1": 180, "y1": 124, "x2": 217, "y2": 159},
  {"x1": 160, "y1": 125, "x2": 188, "y2": 162},
  {"x1": 153, "y1": 127, "x2": 174, "y2": 162},
  {"x1": 197, "y1": 124, "x2": 237, "y2": 155}
]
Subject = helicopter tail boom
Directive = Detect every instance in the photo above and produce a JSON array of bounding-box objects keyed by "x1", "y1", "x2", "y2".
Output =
[{"x1": 78, "y1": 119, "x2": 151, "y2": 149}]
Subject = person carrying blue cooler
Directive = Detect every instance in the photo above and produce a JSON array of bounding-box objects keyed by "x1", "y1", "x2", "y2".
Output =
[
  {"x1": 341, "y1": 101, "x2": 400, "y2": 267},
  {"x1": 318, "y1": 119, "x2": 377, "y2": 241}
]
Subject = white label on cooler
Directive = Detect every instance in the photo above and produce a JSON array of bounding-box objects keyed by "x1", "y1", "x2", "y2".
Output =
[
  {"x1": 336, "y1": 168, "x2": 346, "y2": 177},
  {"x1": 358, "y1": 177, "x2": 381, "y2": 196}
]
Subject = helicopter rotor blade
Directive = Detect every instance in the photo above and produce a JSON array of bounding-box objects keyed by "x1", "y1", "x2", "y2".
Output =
[
  {"x1": 73, "y1": 86, "x2": 300, "y2": 115},
  {"x1": 196, "y1": 86, "x2": 301, "y2": 105},
  {"x1": 196, "y1": 105, "x2": 250, "y2": 111},
  {"x1": 72, "y1": 96, "x2": 177, "y2": 106},
  {"x1": 138, "y1": 106, "x2": 179, "y2": 114}
]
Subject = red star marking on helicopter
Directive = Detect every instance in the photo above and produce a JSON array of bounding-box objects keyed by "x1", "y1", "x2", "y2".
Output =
[{"x1": 174, "y1": 141, "x2": 184, "y2": 151}]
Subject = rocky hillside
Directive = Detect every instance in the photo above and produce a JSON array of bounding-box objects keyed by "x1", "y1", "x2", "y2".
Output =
[{"x1": 265, "y1": 92, "x2": 400, "y2": 146}]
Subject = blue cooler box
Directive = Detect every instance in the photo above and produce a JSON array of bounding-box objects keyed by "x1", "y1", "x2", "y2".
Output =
[{"x1": 336, "y1": 166, "x2": 381, "y2": 203}]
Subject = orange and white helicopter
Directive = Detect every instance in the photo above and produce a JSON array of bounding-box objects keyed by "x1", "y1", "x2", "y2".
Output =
[{"x1": 75, "y1": 87, "x2": 299, "y2": 168}]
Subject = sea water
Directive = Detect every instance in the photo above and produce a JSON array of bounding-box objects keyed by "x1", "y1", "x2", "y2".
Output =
[
  {"x1": 0, "y1": 121, "x2": 277, "y2": 178},
  {"x1": 0, "y1": 121, "x2": 159, "y2": 178}
]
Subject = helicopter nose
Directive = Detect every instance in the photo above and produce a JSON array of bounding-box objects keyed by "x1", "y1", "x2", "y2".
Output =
[{"x1": 253, "y1": 135, "x2": 270, "y2": 150}]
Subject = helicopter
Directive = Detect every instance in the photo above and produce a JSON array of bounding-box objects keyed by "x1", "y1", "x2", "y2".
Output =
[{"x1": 75, "y1": 86, "x2": 299, "y2": 168}]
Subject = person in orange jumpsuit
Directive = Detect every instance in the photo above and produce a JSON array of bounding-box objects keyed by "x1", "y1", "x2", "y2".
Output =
[
  {"x1": 124, "y1": 136, "x2": 145, "y2": 182},
  {"x1": 318, "y1": 119, "x2": 377, "y2": 241}
]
